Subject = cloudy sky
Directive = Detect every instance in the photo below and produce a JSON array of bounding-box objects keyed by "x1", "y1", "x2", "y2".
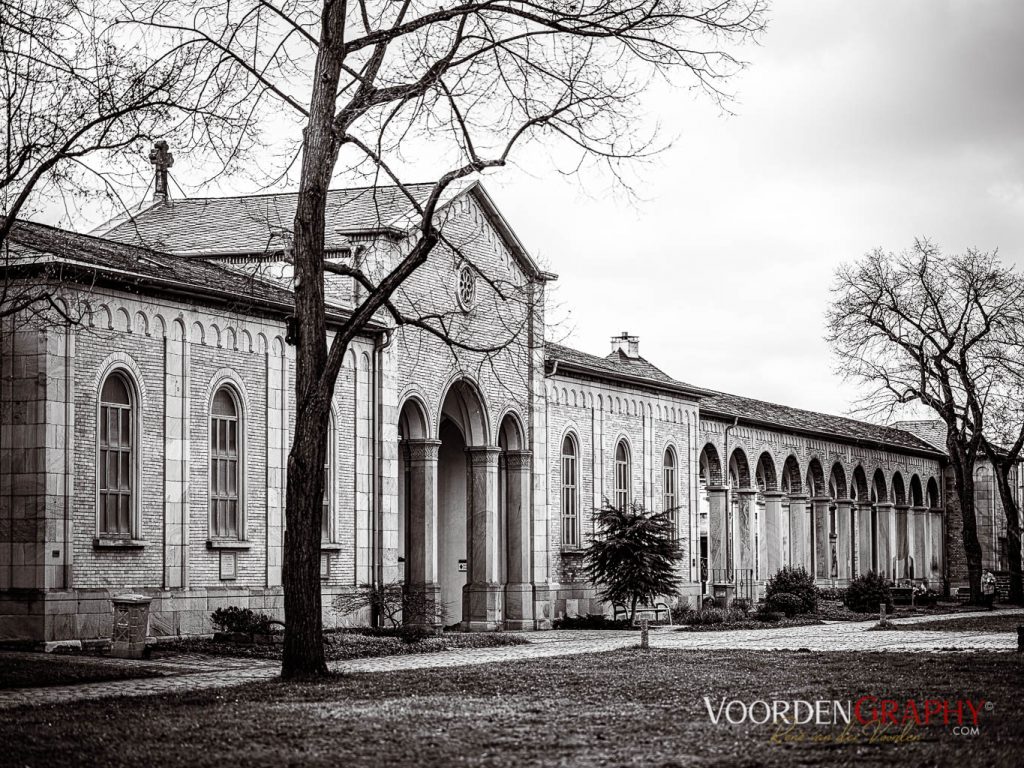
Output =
[{"x1": 481, "y1": 0, "x2": 1024, "y2": 419}]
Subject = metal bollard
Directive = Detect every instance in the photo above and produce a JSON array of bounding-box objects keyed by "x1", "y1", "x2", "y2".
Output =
[
  {"x1": 879, "y1": 602, "x2": 886, "y2": 625},
  {"x1": 640, "y1": 618, "x2": 649, "y2": 650}
]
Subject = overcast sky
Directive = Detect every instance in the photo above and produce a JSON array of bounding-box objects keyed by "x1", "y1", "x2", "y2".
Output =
[
  {"x1": 52, "y1": 1, "x2": 1024, "y2": 423},
  {"x1": 480, "y1": 0, "x2": 1024, "y2": 420}
]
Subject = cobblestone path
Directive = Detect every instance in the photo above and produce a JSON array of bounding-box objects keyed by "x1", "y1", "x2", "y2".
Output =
[{"x1": 1, "y1": 608, "x2": 1020, "y2": 711}]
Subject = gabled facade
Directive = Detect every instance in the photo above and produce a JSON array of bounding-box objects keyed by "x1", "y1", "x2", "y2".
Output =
[{"x1": 0, "y1": 181, "x2": 1014, "y2": 643}]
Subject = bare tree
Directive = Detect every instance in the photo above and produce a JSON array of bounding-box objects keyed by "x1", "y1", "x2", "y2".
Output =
[
  {"x1": 0, "y1": 0, "x2": 253, "y2": 320},
  {"x1": 126, "y1": 0, "x2": 767, "y2": 677},
  {"x1": 827, "y1": 240, "x2": 1024, "y2": 604}
]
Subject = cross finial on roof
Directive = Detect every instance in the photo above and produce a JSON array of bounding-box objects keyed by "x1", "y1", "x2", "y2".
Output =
[{"x1": 149, "y1": 140, "x2": 174, "y2": 201}]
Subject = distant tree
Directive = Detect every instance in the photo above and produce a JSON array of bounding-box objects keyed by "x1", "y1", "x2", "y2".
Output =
[
  {"x1": 827, "y1": 240, "x2": 1024, "y2": 604},
  {"x1": 583, "y1": 500, "x2": 682, "y2": 623}
]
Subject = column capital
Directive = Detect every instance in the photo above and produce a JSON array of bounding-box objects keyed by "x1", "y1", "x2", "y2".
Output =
[
  {"x1": 465, "y1": 445, "x2": 502, "y2": 466},
  {"x1": 855, "y1": 501, "x2": 874, "y2": 510},
  {"x1": 787, "y1": 493, "x2": 809, "y2": 503},
  {"x1": 810, "y1": 495, "x2": 833, "y2": 504},
  {"x1": 502, "y1": 449, "x2": 533, "y2": 470},
  {"x1": 763, "y1": 491, "x2": 786, "y2": 500},
  {"x1": 895, "y1": 504, "x2": 911, "y2": 512},
  {"x1": 875, "y1": 502, "x2": 896, "y2": 511},
  {"x1": 910, "y1": 505, "x2": 928, "y2": 514},
  {"x1": 735, "y1": 487, "x2": 758, "y2": 496},
  {"x1": 834, "y1": 497, "x2": 854, "y2": 507},
  {"x1": 706, "y1": 484, "x2": 728, "y2": 494},
  {"x1": 404, "y1": 438, "x2": 441, "y2": 463}
]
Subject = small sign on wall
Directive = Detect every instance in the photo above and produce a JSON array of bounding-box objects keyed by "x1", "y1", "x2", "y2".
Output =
[
  {"x1": 458, "y1": 559, "x2": 468, "y2": 572},
  {"x1": 219, "y1": 551, "x2": 237, "y2": 580}
]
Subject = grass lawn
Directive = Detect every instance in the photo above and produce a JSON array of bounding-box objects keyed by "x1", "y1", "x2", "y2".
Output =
[
  {"x1": 153, "y1": 631, "x2": 528, "y2": 662},
  {"x1": 894, "y1": 614, "x2": 1024, "y2": 633},
  {"x1": 0, "y1": 655, "x2": 165, "y2": 690},
  {"x1": 4, "y1": 649, "x2": 1022, "y2": 767}
]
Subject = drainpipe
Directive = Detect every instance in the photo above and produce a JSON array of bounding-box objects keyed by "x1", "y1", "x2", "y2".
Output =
[
  {"x1": 723, "y1": 416, "x2": 738, "y2": 575},
  {"x1": 372, "y1": 328, "x2": 395, "y2": 625}
]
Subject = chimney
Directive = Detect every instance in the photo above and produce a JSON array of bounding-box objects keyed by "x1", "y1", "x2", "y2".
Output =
[
  {"x1": 611, "y1": 331, "x2": 640, "y2": 359},
  {"x1": 149, "y1": 140, "x2": 174, "y2": 201}
]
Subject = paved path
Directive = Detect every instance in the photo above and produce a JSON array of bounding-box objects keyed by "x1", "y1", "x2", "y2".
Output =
[{"x1": 2, "y1": 608, "x2": 1020, "y2": 711}]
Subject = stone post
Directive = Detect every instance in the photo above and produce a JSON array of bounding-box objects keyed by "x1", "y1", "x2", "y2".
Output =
[
  {"x1": 875, "y1": 502, "x2": 896, "y2": 580},
  {"x1": 465, "y1": 446, "x2": 502, "y2": 631},
  {"x1": 810, "y1": 496, "x2": 832, "y2": 582},
  {"x1": 762, "y1": 492, "x2": 786, "y2": 579},
  {"x1": 835, "y1": 499, "x2": 853, "y2": 582},
  {"x1": 788, "y1": 494, "x2": 809, "y2": 571},
  {"x1": 405, "y1": 439, "x2": 441, "y2": 626},
  {"x1": 929, "y1": 508, "x2": 944, "y2": 581},
  {"x1": 503, "y1": 449, "x2": 535, "y2": 630}
]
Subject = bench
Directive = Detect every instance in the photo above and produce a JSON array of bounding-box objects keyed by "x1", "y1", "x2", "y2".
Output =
[{"x1": 612, "y1": 601, "x2": 672, "y2": 625}]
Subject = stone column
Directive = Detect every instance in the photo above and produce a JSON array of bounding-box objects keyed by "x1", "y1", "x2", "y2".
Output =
[
  {"x1": 895, "y1": 504, "x2": 910, "y2": 579},
  {"x1": 164, "y1": 325, "x2": 189, "y2": 589},
  {"x1": 911, "y1": 506, "x2": 927, "y2": 581},
  {"x1": 855, "y1": 503, "x2": 873, "y2": 576},
  {"x1": 929, "y1": 508, "x2": 944, "y2": 582},
  {"x1": 810, "y1": 496, "x2": 831, "y2": 581},
  {"x1": 503, "y1": 450, "x2": 535, "y2": 630},
  {"x1": 464, "y1": 446, "x2": 502, "y2": 631},
  {"x1": 788, "y1": 494, "x2": 809, "y2": 571},
  {"x1": 707, "y1": 486, "x2": 729, "y2": 580},
  {"x1": 405, "y1": 439, "x2": 441, "y2": 626},
  {"x1": 875, "y1": 502, "x2": 896, "y2": 580},
  {"x1": 734, "y1": 488, "x2": 757, "y2": 577},
  {"x1": 762, "y1": 492, "x2": 786, "y2": 580},
  {"x1": 835, "y1": 499, "x2": 853, "y2": 582}
]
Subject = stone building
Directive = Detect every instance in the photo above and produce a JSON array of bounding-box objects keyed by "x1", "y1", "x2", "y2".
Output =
[{"x1": 0, "y1": 178, "x2": 1016, "y2": 643}]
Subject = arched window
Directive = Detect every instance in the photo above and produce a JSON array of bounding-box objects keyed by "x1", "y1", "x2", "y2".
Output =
[
  {"x1": 210, "y1": 387, "x2": 241, "y2": 538},
  {"x1": 322, "y1": 416, "x2": 335, "y2": 541},
  {"x1": 561, "y1": 434, "x2": 579, "y2": 547},
  {"x1": 663, "y1": 447, "x2": 677, "y2": 530},
  {"x1": 614, "y1": 440, "x2": 630, "y2": 510},
  {"x1": 99, "y1": 372, "x2": 135, "y2": 536}
]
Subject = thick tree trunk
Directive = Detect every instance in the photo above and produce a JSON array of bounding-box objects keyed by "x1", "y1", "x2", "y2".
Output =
[
  {"x1": 947, "y1": 444, "x2": 983, "y2": 603},
  {"x1": 280, "y1": 0, "x2": 347, "y2": 679},
  {"x1": 991, "y1": 460, "x2": 1024, "y2": 604}
]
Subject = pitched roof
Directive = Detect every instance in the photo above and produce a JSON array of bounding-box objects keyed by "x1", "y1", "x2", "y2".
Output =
[
  {"x1": 700, "y1": 390, "x2": 943, "y2": 455},
  {"x1": 98, "y1": 183, "x2": 439, "y2": 256},
  {"x1": 3, "y1": 219, "x2": 297, "y2": 314},
  {"x1": 545, "y1": 342, "x2": 710, "y2": 398},
  {"x1": 891, "y1": 420, "x2": 947, "y2": 452}
]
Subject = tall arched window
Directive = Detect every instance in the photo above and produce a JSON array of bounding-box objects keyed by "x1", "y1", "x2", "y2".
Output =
[
  {"x1": 210, "y1": 387, "x2": 241, "y2": 538},
  {"x1": 561, "y1": 434, "x2": 579, "y2": 547},
  {"x1": 663, "y1": 447, "x2": 677, "y2": 530},
  {"x1": 99, "y1": 372, "x2": 135, "y2": 536},
  {"x1": 614, "y1": 440, "x2": 630, "y2": 510},
  {"x1": 322, "y1": 416, "x2": 335, "y2": 541}
]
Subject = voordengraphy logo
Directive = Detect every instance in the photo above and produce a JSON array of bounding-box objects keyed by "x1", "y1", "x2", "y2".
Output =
[{"x1": 703, "y1": 696, "x2": 991, "y2": 739}]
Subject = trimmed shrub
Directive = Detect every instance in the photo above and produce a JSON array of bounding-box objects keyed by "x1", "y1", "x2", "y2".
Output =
[
  {"x1": 397, "y1": 625, "x2": 433, "y2": 644},
  {"x1": 767, "y1": 592, "x2": 803, "y2": 618},
  {"x1": 765, "y1": 566, "x2": 818, "y2": 614},
  {"x1": 844, "y1": 571, "x2": 893, "y2": 613},
  {"x1": 552, "y1": 614, "x2": 631, "y2": 630},
  {"x1": 211, "y1": 607, "x2": 274, "y2": 635},
  {"x1": 682, "y1": 607, "x2": 747, "y2": 626},
  {"x1": 755, "y1": 609, "x2": 783, "y2": 623}
]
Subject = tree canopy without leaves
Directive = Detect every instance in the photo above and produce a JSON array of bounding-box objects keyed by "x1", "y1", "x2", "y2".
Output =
[
  {"x1": 116, "y1": 0, "x2": 766, "y2": 676},
  {"x1": 826, "y1": 240, "x2": 1024, "y2": 603}
]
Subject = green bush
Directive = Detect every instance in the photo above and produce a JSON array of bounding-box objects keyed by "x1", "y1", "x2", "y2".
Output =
[
  {"x1": 765, "y1": 566, "x2": 818, "y2": 613},
  {"x1": 767, "y1": 592, "x2": 803, "y2": 618},
  {"x1": 682, "y1": 607, "x2": 748, "y2": 626},
  {"x1": 397, "y1": 625, "x2": 433, "y2": 644},
  {"x1": 755, "y1": 609, "x2": 783, "y2": 623},
  {"x1": 211, "y1": 606, "x2": 274, "y2": 635},
  {"x1": 845, "y1": 571, "x2": 893, "y2": 613},
  {"x1": 553, "y1": 614, "x2": 631, "y2": 630}
]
